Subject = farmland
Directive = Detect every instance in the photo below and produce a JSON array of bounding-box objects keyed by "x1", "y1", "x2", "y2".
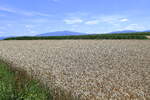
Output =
[
  {"x1": 4, "y1": 32, "x2": 150, "y2": 40},
  {"x1": 0, "y1": 40, "x2": 150, "y2": 100}
]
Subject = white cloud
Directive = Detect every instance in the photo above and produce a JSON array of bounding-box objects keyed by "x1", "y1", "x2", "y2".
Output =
[
  {"x1": 0, "y1": 6, "x2": 50, "y2": 17},
  {"x1": 25, "y1": 25, "x2": 34, "y2": 28},
  {"x1": 0, "y1": 6, "x2": 16, "y2": 13},
  {"x1": 64, "y1": 13, "x2": 129, "y2": 26},
  {"x1": 124, "y1": 24, "x2": 145, "y2": 30},
  {"x1": 0, "y1": 31, "x2": 6, "y2": 36},
  {"x1": 63, "y1": 15, "x2": 130, "y2": 28},
  {"x1": 85, "y1": 20, "x2": 100, "y2": 25},
  {"x1": 120, "y1": 18, "x2": 128, "y2": 22},
  {"x1": 64, "y1": 18, "x2": 83, "y2": 24},
  {"x1": 29, "y1": 31, "x2": 37, "y2": 34},
  {"x1": 7, "y1": 24, "x2": 12, "y2": 27},
  {"x1": 0, "y1": 31, "x2": 4, "y2": 33},
  {"x1": 93, "y1": 16, "x2": 129, "y2": 24},
  {"x1": 26, "y1": 27, "x2": 37, "y2": 35},
  {"x1": 22, "y1": 12, "x2": 50, "y2": 17},
  {"x1": 99, "y1": 16, "x2": 119, "y2": 23}
]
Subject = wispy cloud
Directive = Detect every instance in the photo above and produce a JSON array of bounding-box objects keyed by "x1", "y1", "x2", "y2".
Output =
[
  {"x1": 21, "y1": 11, "x2": 50, "y2": 17},
  {"x1": 64, "y1": 14, "x2": 130, "y2": 27},
  {"x1": 0, "y1": 31, "x2": 4, "y2": 33},
  {"x1": 25, "y1": 25, "x2": 35, "y2": 28},
  {"x1": 99, "y1": 16, "x2": 129, "y2": 23},
  {"x1": 124, "y1": 24, "x2": 145, "y2": 30},
  {"x1": 0, "y1": 6, "x2": 50, "y2": 17},
  {"x1": 85, "y1": 20, "x2": 100, "y2": 25},
  {"x1": 0, "y1": 31, "x2": 6, "y2": 36},
  {"x1": 120, "y1": 18, "x2": 128, "y2": 22},
  {"x1": 84, "y1": 15, "x2": 129, "y2": 25},
  {"x1": 64, "y1": 18, "x2": 83, "y2": 24},
  {"x1": 25, "y1": 24, "x2": 37, "y2": 35},
  {"x1": 0, "y1": 6, "x2": 16, "y2": 13}
]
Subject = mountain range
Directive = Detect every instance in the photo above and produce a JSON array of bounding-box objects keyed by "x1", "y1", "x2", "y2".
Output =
[
  {"x1": 0, "y1": 37, "x2": 8, "y2": 40},
  {"x1": 0, "y1": 31, "x2": 88, "y2": 40},
  {"x1": 1, "y1": 30, "x2": 150, "y2": 40},
  {"x1": 37, "y1": 31, "x2": 88, "y2": 36},
  {"x1": 0, "y1": 36, "x2": 17, "y2": 40},
  {"x1": 110, "y1": 30, "x2": 138, "y2": 34}
]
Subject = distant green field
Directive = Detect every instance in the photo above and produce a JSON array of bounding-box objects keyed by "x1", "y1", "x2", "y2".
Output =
[{"x1": 4, "y1": 32, "x2": 150, "y2": 40}]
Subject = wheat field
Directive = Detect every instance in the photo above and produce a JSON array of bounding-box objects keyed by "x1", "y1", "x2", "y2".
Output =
[{"x1": 0, "y1": 40, "x2": 150, "y2": 100}]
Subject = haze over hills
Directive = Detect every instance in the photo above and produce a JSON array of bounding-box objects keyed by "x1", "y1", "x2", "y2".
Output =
[
  {"x1": 36, "y1": 31, "x2": 88, "y2": 36},
  {"x1": 0, "y1": 36, "x2": 16, "y2": 40},
  {"x1": 36, "y1": 30, "x2": 150, "y2": 37},
  {"x1": 0, "y1": 37, "x2": 5, "y2": 40},
  {"x1": 110, "y1": 30, "x2": 138, "y2": 34},
  {"x1": 1, "y1": 30, "x2": 150, "y2": 40},
  {"x1": 0, "y1": 36, "x2": 11, "y2": 40},
  {"x1": 110, "y1": 30, "x2": 150, "y2": 34},
  {"x1": 144, "y1": 30, "x2": 150, "y2": 32},
  {"x1": 0, "y1": 31, "x2": 88, "y2": 40}
]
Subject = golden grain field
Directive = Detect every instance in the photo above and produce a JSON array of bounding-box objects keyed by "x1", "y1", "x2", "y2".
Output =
[{"x1": 0, "y1": 40, "x2": 150, "y2": 100}]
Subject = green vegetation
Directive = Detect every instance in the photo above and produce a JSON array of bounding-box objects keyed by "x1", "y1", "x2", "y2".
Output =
[
  {"x1": 0, "y1": 60, "x2": 52, "y2": 100},
  {"x1": 4, "y1": 32, "x2": 150, "y2": 40}
]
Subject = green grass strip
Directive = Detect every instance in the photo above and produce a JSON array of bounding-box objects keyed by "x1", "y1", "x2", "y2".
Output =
[{"x1": 0, "y1": 60, "x2": 52, "y2": 100}]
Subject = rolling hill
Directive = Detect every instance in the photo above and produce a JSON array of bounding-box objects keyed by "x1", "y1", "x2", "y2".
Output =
[
  {"x1": 37, "y1": 31, "x2": 88, "y2": 36},
  {"x1": 110, "y1": 30, "x2": 138, "y2": 34},
  {"x1": 0, "y1": 36, "x2": 16, "y2": 40},
  {"x1": 0, "y1": 37, "x2": 9, "y2": 40}
]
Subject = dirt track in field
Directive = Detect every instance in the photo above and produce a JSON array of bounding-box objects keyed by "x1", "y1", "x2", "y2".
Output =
[{"x1": 0, "y1": 40, "x2": 150, "y2": 100}]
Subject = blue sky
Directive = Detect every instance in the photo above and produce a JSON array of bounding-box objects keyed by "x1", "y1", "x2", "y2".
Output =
[{"x1": 0, "y1": 0, "x2": 150, "y2": 36}]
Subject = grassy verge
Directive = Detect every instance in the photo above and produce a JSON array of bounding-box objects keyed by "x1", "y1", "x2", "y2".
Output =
[{"x1": 0, "y1": 60, "x2": 52, "y2": 100}]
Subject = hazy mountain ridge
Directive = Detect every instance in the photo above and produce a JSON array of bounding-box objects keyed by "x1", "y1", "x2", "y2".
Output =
[
  {"x1": 110, "y1": 30, "x2": 138, "y2": 34},
  {"x1": 0, "y1": 37, "x2": 8, "y2": 40},
  {"x1": 110, "y1": 30, "x2": 150, "y2": 34},
  {"x1": 1, "y1": 30, "x2": 150, "y2": 40},
  {"x1": 37, "y1": 31, "x2": 88, "y2": 36},
  {"x1": 0, "y1": 36, "x2": 16, "y2": 40}
]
